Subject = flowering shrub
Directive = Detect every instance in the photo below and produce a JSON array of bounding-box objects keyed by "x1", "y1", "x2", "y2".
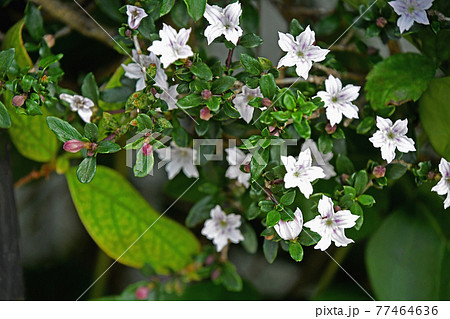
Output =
[{"x1": 0, "y1": 0, "x2": 449, "y2": 300}]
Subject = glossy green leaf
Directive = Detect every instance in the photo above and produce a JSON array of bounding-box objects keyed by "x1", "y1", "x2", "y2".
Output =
[
  {"x1": 419, "y1": 77, "x2": 450, "y2": 159},
  {"x1": 24, "y1": 3, "x2": 45, "y2": 41},
  {"x1": 220, "y1": 262, "x2": 243, "y2": 292},
  {"x1": 183, "y1": 0, "x2": 206, "y2": 21},
  {"x1": 97, "y1": 141, "x2": 121, "y2": 154},
  {"x1": 84, "y1": 122, "x2": 98, "y2": 142},
  {"x1": 77, "y1": 157, "x2": 97, "y2": 183},
  {"x1": 190, "y1": 62, "x2": 213, "y2": 81},
  {"x1": 0, "y1": 48, "x2": 15, "y2": 75},
  {"x1": 239, "y1": 33, "x2": 263, "y2": 48},
  {"x1": 365, "y1": 53, "x2": 436, "y2": 110},
  {"x1": 280, "y1": 190, "x2": 296, "y2": 206},
  {"x1": 356, "y1": 116, "x2": 375, "y2": 135},
  {"x1": 386, "y1": 163, "x2": 408, "y2": 180},
  {"x1": 66, "y1": 166, "x2": 200, "y2": 272},
  {"x1": 240, "y1": 53, "x2": 263, "y2": 76},
  {"x1": 211, "y1": 76, "x2": 236, "y2": 94},
  {"x1": 358, "y1": 194, "x2": 375, "y2": 207},
  {"x1": 177, "y1": 94, "x2": 204, "y2": 109},
  {"x1": 46, "y1": 116, "x2": 83, "y2": 142},
  {"x1": 160, "y1": 0, "x2": 175, "y2": 16},
  {"x1": 0, "y1": 101, "x2": 11, "y2": 129},
  {"x1": 298, "y1": 228, "x2": 320, "y2": 246},
  {"x1": 289, "y1": 242, "x2": 304, "y2": 262},
  {"x1": 241, "y1": 222, "x2": 258, "y2": 254},
  {"x1": 350, "y1": 202, "x2": 363, "y2": 230},
  {"x1": 263, "y1": 239, "x2": 278, "y2": 264},
  {"x1": 260, "y1": 73, "x2": 277, "y2": 99},
  {"x1": 354, "y1": 170, "x2": 369, "y2": 195},
  {"x1": 336, "y1": 154, "x2": 354, "y2": 174},
  {"x1": 82, "y1": 73, "x2": 99, "y2": 105},
  {"x1": 133, "y1": 150, "x2": 154, "y2": 177},
  {"x1": 266, "y1": 210, "x2": 281, "y2": 227}
]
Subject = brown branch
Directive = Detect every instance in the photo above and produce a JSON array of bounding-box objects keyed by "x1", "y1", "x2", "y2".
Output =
[
  {"x1": 14, "y1": 164, "x2": 54, "y2": 189},
  {"x1": 30, "y1": 0, "x2": 114, "y2": 48}
]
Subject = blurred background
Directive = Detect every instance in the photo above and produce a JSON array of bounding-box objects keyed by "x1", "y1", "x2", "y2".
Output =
[{"x1": 1, "y1": 0, "x2": 449, "y2": 301}]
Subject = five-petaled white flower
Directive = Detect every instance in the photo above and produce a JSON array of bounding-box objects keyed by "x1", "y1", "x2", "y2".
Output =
[
  {"x1": 155, "y1": 142, "x2": 199, "y2": 179},
  {"x1": 304, "y1": 195, "x2": 359, "y2": 251},
  {"x1": 232, "y1": 86, "x2": 263, "y2": 123},
  {"x1": 431, "y1": 158, "x2": 450, "y2": 209},
  {"x1": 122, "y1": 50, "x2": 167, "y2": 91},
  {"x1": 389, "y1": 0, "x2": 433, "y2": 33},
  {"x1": 281, "y1": 148, "x2": 326, "y2": 198},
  {"x1": 59, "y1": 93, "x2": 94, "y2": 123},
  {"x1": 274, "y1": 208, "x2": 304, "y2": 241},
  {"x1": 301, "y1": 139, "x2": 336, "y2": 180},
  {"x1": 277, "y1": 26, "x2": 329, "y2": 80},
  {"x1": 315, "y1": 75, "x2": 360, "y2": 126},
  {"x1": 148, "y1": 23, "x2": 194, "y2": 68},
  {"x1": 225, "y1": 147, "x2": 252, "y2": 188},
  {"x1": 204, "y1": 2, "x2": 243, "y2": 45},
  {"x1": 201, "y1": 205, "x2": 244, "y2": 252},
  {"x1": 126, "y1": 5, "x2": 148, "y2": 30},
  {"x1": 369, "y1": 116, "x2": 416, "y2": 164}
]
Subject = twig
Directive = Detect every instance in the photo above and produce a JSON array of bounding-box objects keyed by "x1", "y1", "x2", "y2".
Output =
[
  {"x1": 29, "y1": 0, "x2": 114, "y2": 48},
  {"x1": 14, "y1": 164, "x2": 54, "y2": 189}
]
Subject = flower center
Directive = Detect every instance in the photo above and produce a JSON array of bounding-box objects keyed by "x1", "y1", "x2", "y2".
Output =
[
  {"x1": 332, "y1": 96, "x2": 338, "y2": 103},
  {"x1": 325, "y1": 219, "x2": 333, "y2": 226},
  {"x1": 387, "y1": 131, "x2": 395, "y2": 139},
  {"x1": 407, "y1": 6, "x2": 415, "y2": 13},
  {"x1": 219, "y1": 220, "x2": 228, "y2": 227},
  {"x1": 294, "y1": 171, "x2": 301, "y2": 178},
  {"x1": 297, "y1": 51, "x2": 304, "y2": 57}
]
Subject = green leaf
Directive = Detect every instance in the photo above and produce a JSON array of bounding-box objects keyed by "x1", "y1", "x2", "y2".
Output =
[
  {"x1": 171, "y1": 0, "x2": 189, "y2": 28},
  {"x1": 263, "y1": 239, "x2": 278, "y2": 264},
  {"x1": 239, "y1": 33, "x2": 263, "y2": 48},
  {"x1": 366, "y1": 210, "x2": 447, "y2": 300},
  {"x1": 260, "y1": 73, "x2": 277, "y2": 99},
  {"x1": 4, "y1": 92, "x2": 58, "y2": 162},
  {"x1": 336, "y1": 154, "x2": 354, "y2": 174},
  {"x1": 24, "y1": 3, "x2": 44, "y2": 41},
  {"x1": 77, "y1": 157, "x2": 97, "y2": 183},
  {"x1": 258, "y1": 57, "x2": 272, "y2": 69},
  {"x1": 318, "y1": 133, "x2": 333, "y2": 153},
  {"x1": 350, "y1": 202, "x2": 363, "y2": 230},
  {"x1": 241, "y1": 222, "x2": 258, "y2": 254},
  {"x1": 356, "y1": 116, "x2": 375, "y2": 134},
  {"x1": 190, "y1": 62, "x2": 213, "y2": 81},
  {"x1": 160, "y1": 0, "x2": 175, "y2": 16},
  {"x1": 250, "y1": 147, "x2": 269, "y2": 180},
  {"x1": 354, "y1": 170, "x2": 369, "y2": 195},
  {"x1": 0, "y1": 48, "x2": 15, "y2": 75},
  {"x1": 298, "y1": 228, "x2": 320, "y2": 246},
  {"x1": 365, "y1": 53, "x2": 436, "y2": 110},
  {"x1": 293, "y1": 117, "x2": 311, "y2": 139},
  {"x1": 344, "y1": 186, "x2": 356, "y2": 198},
  {"x1": 183, "y1": 0, "x2": 206, "y2": 21},
  {"x1": 133, "y1": 150, "x2": 154, "y2": 177},
  {"x1": 211, "y1": 76, "x2": 236, "y2": 94},
  {"x1": 220, "y1": 262, "x2": 243, "y2": 292},
  {"x1": 240, "y1": 53, "x2": 263, "y2": 76},
  {"x1": 0, "y1": 101, "x2": 11, "y2": 129},
  {"x1": 245, "y1": 202, "x2": 260, "y2": 220},
  {"x1": 46, "y1": 116, "x2": 83, "y2": 142},
  {"x1": 358, "y1": 194, "x2": 375, "y2": 207},
  {"x1": 280, "y1": 190, "x2": 296, "y2": 206},
  {"x1": 38, "y1": 53, "x2": 63, "y2": 70},
  {"x1": 84, "y1": 122, "x2": 98, "y2": 142},
  {"x1": 186, "y1": 195, "x2": 215, "y2": 227},
  {"x1": 386, "y1": 163, "x2": 408, "y2": 180},
  {"x1": 177, "y1": 94, "x2": 204, "y2": 109},
  {"x1": 81, "y1": 73, "x2": 99, "y2": 105},
  {"x1": 419, "y1": 77, "x2": 450, "y2": 158},
  {"x1": 66, "y1": 166, "x2": 200, "y2": 272},
  {"x1": 2, "y1": 19, "x2": 33, "y2": 69},
  {"x1": 97, "y1": 141, "x2": 121, "y2": 154},
  {"x1": 289, "y1": 18, "x2": 304, "y2": 37},
  {"x1": 289, "y1": 242, "x2": 304, "y2": 262},
  {"x1": 266, "y1": 210, "x2": 281, "y2": 227}
]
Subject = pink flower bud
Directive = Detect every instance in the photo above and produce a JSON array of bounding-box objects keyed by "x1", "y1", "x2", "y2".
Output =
[
  {"x1": 142, "y1": 142, "x2": 153, "y2": 156},
  {"x1": 185, "y1": 59, "x2": 193, "y2": 68},
  {"x1": 261, "y1": 98, "x2": 272, "y2": 107},
  {"x1": 135, "y1": 286, "x2": 149, "y2": 300},
  {"x1": 63, "y1": 140, "x2": 88, "y2": 153},
  {"x1": 12, "y1": 95, "x2": 26, "y2": 107},
  {"x1": 427, "y1": 171, "x2": 435, "y2": 180},
  {"x1": 376, "y1": 17, "x2": 387, "y2": 28},
  {"x1": 325, "y1": 123, "x2": 337, "y2": 134},
  {"x1": 200, "y1": 106, "x2": 213, "y2": 121},
  {"x1": 201, "y1": 89, "x2": 212, "y2": 100},
  {"x1": 334, "y1": 205, "x2": 342, "y2": 212},
  {"x1": 125, "y1": 29, "x2": 132, "y2": 38},
  {"x1": 205, "y1": 254, "x2": 215, "y2": 266},
  {"x1": 211, "y1": 269, "x2": 221, "y2": 281},
  {"x1": 43, "y1": 34, "x2": 55, "y2": 48},
  {"x1": 373, "y1": 165, "x2": 386, "y2": 178}
]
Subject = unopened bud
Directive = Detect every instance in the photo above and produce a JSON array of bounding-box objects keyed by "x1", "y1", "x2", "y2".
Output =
[
  {"x1": 243, "y1": 163, "x2": 251, "y2": 173},
  {"x1": 201, "y1": 89, "x2": 212, "y2": 100},
  {"x1": 376, "y1": 17, "x2": 387, "y2": 28},
  {"x1": 200, "y1": 106, "x2": 213, "y2": 121},
  {"x1": 373, "y1": 165, "x2": 386, "y2": 178},
  {"x1": 341, "y1": 173, "x2": 350, "y2": 183},
  {"x1": 184, "y1": 59, "x2": 193, "y2": 68},
  {"x1": 63, "y1": 140, "x2": 88, "y2": 153},
  {"x1": 142, "y1": 142, "x2": 153, "y2": 156},
  {"x1": 264, "y1": 234, "x2": 275, "y2": 240},
  {"x1": 12, "y1": 95, "x2": 26, "y2": 107},
  {"x1": 205, "y1": 254, "x2": 215, "y2": 266},
  {"x1": 43, "y1": 34, "x2": 55, "y2": 48},
  {"x1": 334, "y1": 205, "x2": 341, "y2": 212},
  {"x1": 211, "y1": 269, "x2": 221, "y2": 281},
  {"x1": 427, "y1": 171, "x2": 436, "y2": 180},
  {"x1": 261, "y1": 98, "x2": 272, "y2": 107},
  {"x1": 125, "y1": 29, "x2": 132, "y2": 38},
  {"x1": 325, "y1": 123, "x2": 337, "y2": 134},
  {"x1": 135, "y1": 286, "x2": 149, "y2": 300}
]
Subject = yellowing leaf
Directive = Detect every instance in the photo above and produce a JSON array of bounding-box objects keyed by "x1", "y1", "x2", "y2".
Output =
[
  {"x1": 2, "y1": 19, "x2": 32, "y2": 69},
  {"x1": 66, "y1": 166, "x2": 201, "y2": 273}
]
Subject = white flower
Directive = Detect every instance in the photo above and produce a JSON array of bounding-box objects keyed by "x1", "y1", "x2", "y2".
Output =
[
  {"x1": 225, "y1": 147, "x2": 251, "y2": 188},
  {"x1": 155, "y1": 142, "x2": 199, "y2": 179},
  {"x1": 369, "y1": 116, "x2": 416, "y2": 164},
  {"x1": 277, "y1": 26, "x2": 329, "y2": 79},
  {"x1": 389, "y1": 0, "x2": 433, "y2": 33},
  {"x1": 203, "y1": 2, "x2": 243, "y2": 45},
  {"x1": 126, "y1": 5, "x2": 148, "y2": 30},
  {"x1": 315, "y1": 75, "x2": 360, "y2": 126},
  {"x1": 148, "y1": 23, "x2": 194, "y2": 68},
  {"x1": 281, "y1": 148, "x2": 326, "y2": 198},
  {"x1": 431, "y1": 158, "x2": 450, "y2": 209},
  {"x1": 274, "y1": 208, "x2": 303, "y2": 240},
  {"x1": 122, "y1": 50, "x2": 167, "y2": 91},
  {"x1": 201, "y1": 205, "x2": 244, "y2": 252},
  {"x1": 232, "y1": 86, "x2": 263, "y2": 123},
  {"x1": 301, "y1": 139, "x2": 336, "y2": 180},
  {"x1": 304, "y1": 195, "x2": 359, "y2": 251},
  {"x1": 59, "y1": 93, "x2": 94, "y2": 123}
]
